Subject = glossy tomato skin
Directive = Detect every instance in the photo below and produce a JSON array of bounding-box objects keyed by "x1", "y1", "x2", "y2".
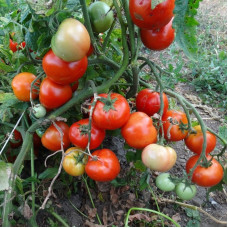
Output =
[
  {"x1": 121, "y1": 112, "x2": 157, "y2": 149},
  {"x1": 9, "y1": 130, "x2": 23, "y2": 148},
  {"x1": 162, "y1": 110, "x2": 188, "y2": 141},
  {"x1": 12, "y1": 72, "x2": 40, "y2": 102},
  {"x1": 142, "y1": 144, "x2": 176, "y2": 171},
  {"x1": 69, "y1": 119, "x2": 106, "y2": 150},
  {"x1": 185, "y1": 125, "x2": 217, "y2": 155},
  {"x1": 156, "y1": 173, "x2": 176, "y2": 192},
  {"x1": 136, "y1": 89, "x2": 169, "y2": 116},
  {"x1": 140, "y1": 19, "x2": 175, "y2": 51},
  {"x1": 175, "y1": 182, "x2": 197, "y2": 200},
  {"x1": 63, "y1": 147, "x2": 88, "y2": 176},
  {"x1": 41, "y1": 121, "x2": 70, "y2": 151},
  {"x1": 9, "y1": 39, "x2": 18, "y2": 52},
  {"x1": 88, "y1": 1, "x2": 114, "y2": 33},
  {"x1": 85, "y1": 149, "x2": 120, "y2": 182},
  {"x1": 129, "y1": 0, "x2": 175, "y2": 30},
  {"x1": 42, "y1": 49, "x2": 88, "y2": 85},
  {"x1": 92, "y1": 93, "x2": 130, "y2": 130},
  {"x1": 39, "y1": 78, "x2": 72, "y2": 110},
  {"x1": 186, "y1": 155, "x2": 224, "y2": 187},
  {"x1": 51, "y1": 18, "x2": 90, "y2": 62}
]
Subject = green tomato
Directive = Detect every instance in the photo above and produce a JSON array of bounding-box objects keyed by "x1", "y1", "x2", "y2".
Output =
[
  {"x1": 155, "y1": 173, "x2": 176, "y2": 192},
  {"x1": 88, "y1": 2, "x2": 114, "y2": 33},
  {"x1": 32, "y1": 104, "x2": 46, "y2": 118},
  {"x1": 175, "y1": 182, "x2": 197, "y2": 201},
  {"x1": 51, "y1": 18, "x2": 90, "y2": 62}
]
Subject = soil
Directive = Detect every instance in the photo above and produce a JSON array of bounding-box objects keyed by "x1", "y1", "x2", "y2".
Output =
[{"x1": 36, "y1": 0, "x2": 227, "y2": 227}]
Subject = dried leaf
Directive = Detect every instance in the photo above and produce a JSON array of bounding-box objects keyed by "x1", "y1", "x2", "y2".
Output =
[
  {"x1": 110, "y1": 187, "x2": 119, "y2": 205},
  {"x1": 84, "y1": 220, "x2": 105, "y2": 227},
  {"x1": 115, "y1": 210, "x2": 125, "y2": 216},
  {"x1": 172, "y1": 213, "x2": 181, "y2": 222},
  {"x1": 128, "y1": 213, "x2": 152, "y2": 222},
  {"x1": 85, "y1": 204, "x2": 97, "y2": 218},
  {"x1": 22, "y1": 202, "x2": 33, "y2": 219}
]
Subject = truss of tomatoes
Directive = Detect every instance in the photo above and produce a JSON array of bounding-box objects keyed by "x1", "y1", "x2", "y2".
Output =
[{"x1": 129, "y1": 0, "x2": 175, "y2": 51}]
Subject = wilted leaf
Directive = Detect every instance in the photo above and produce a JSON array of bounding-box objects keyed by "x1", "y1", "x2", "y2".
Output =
[
  {"x1": 172, "y1": 213, "x2": 182, "y2": 222},
  {"x1": 102, "y1": 206, "x2": 108, "y2": 226},
  {"x1": 128, "y1": 213, "x2": 151, "y2": 223},
  {"x1": 0, "y1": 161, "x2": 13, "y2": 191},
  {"x1": 85, "y1": 204, "x2": 97, "y2": 218}
]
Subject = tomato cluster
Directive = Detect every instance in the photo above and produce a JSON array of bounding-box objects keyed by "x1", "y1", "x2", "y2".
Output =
[{"x1": 129, "y1": 0, "x2": 175, "y2": 51}]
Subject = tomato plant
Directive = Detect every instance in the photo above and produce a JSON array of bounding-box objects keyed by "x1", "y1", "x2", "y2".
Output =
[
  {"x1": 85, "y1": 149, "x2": 120, "y2": 182},
  {"x1": 63, "y1": 147, "x2": 88, "y2": 176},
  {"x1": 39, "y1": 78, "x2": 72, "y2": 110},
  {"x1": 129, "y1": 0, "x2": 175, "y2": 30},
  {"x1": 175, "y1": 182, "x2": 197, "y2": 200},
  {"x1": 9, "y1": 39, "x2": 26, "y2": 52},
  {"x1": 186, "y1": 155, "x2": 224, "y2": 187},
  {"x1": 140, "y1": 19, "x2": 175, "y2": 51},
  {"x1": 42, "y1": 49, "x2": 88, "y2": 85},
  {"x1": 156, "y1": 173, "x2": 176, "y2": 192},
  {"x1": 142, "y1": 144, "x2": 177, "y2": 171},
  {"x1": 185, "y1": 125, "x2": 217, "y2": 155},
  {"x1": 136, "y1": 89, "x2": 169, "y2": 116},
  {"x1": 69, "y1": 118, "x2": 106, "y2": 150},
  {"x1": 92, "y1": 93, "x2": 130, "y2": 130},
  {"x1": 88, "y1": 1, "x2": 114, "y2": 33},
  {"x1": 51, "y1": 18, "x2": 90, "y2": 62},
  {"x1": 11, "y1": 72, "x2": 40, "y2": 102},
  {"x1": 41, "y1": 121, "x2": 71, "y2": 152},
  {"x1": 162, "y1": 110, "x2": 188, "y2": 141},
  {"x1": 121, "y1": 112, "x2": 157, "y2": 149}
]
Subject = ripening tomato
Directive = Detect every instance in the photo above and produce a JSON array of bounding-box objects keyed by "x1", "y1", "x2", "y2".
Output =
[
  {"x1": 140, "y1": 19, "x2": 175, "y2": 51},
  {"x1": 142, "y1": 144, "x2": 176, "y2": 172},
  {"x1": 63, "y1": 147, "x2": 88, "y2": 176},
  {"x1": 12, "y1": 72, "x2": 40, "y2": 102},
  {"x1": 162, "y1": 110, "x2": 188, "y2": 141},
  {"x1": 9, "y1": 129, "x2": 23, "y2": 148},
  {"x1": 129, "y1": 0, "x2": 175, "y2": 30},
  {"x1": 121, "y1": 112, "x2": 157, "y2": 149},
  {"x1": 136, "y1": 89, "x2": 169, "y2": 116},
  {"x1": 39, "y1": 78, "x2": 72, "y2": 110},
  {"x1": 185, "y1": 125, "x2": 217, "y2": 155},
  {"x1": 88, "y1": 1, "x2": 114, "y2": 33},
  {"x1": 51, "y1": 18, "x2": 90, "y2": 62},
  {"x1": 186, "y1": 155, "x2": 224, "y2": 187},
  {"x1": 42, "y1": 49, "x2": 88, "y2": 85},
  {"x1": 85, "y1": 149, "x2": 120, "y2": 182},
  {"x1": 41, "y1": 121, "x2": 70, "y2": 152},
  {"x1": 69, "y1": 119, "x2": 106, "y2": 150},
  {"x1": 9, "y1": 39, "x2": 18, "y2": 52},
  {"x1": 92, "y1": 93, "x2": 130, "y2": 130}
]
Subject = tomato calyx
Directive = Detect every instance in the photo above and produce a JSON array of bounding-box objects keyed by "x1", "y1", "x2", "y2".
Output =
[
  {"x1": 91, "y1": 155, "x2": 99, "y2": 161},
  {"x1": 200, "y1": 156, "x2": 213, "y2": 168},
  {"x1": 74, "y1": 152, "x2": 87, "y2": 164},
  {"x1": 99, "y1": 94, "x2": 117, "y2": 112},
  {"x1": 79, "y1": 123, "x2": 90, "y2": 136}
]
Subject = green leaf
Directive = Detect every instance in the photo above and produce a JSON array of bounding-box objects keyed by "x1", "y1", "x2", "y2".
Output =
[
  {"x1": 0, "y1": 62, "x2": 14, "y2": 72},
  {"x1": 111, "y1": 177, "x2": 127, "y2": 187},
  {"x1": 139, "y1": 172, "x2": 150, "y2": 191},
  {"x1": 38, "y1": 167, "x2": 58, "y2": 179},
  {"x1": 218, "y1": 125, "x2": 227, "y2": 142},
  {"x1": 173, "y1": 0, "x2": 202, "y2": 61},
  {"x1": 0, "y1": 93, "x2": 16, "y2": 103},
  {"x1": 134, "y1": 160, "x2": 146, "y2": 172},
  {"x1": 0, "y1": 161, "x2": 13, "y2": 191},
  {"x1": 185, "y1": 208, "x2": 200, "y2": 219},
  {"x1": 187, "y1": 219, "x2": 200, "y2": 227}
]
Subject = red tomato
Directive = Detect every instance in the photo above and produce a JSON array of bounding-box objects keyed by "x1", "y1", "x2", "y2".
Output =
[
  {"x1": 140, "y1": 19, "x2": 175, "y2": 51},
  {"x1": 12, "y1": 72, "x2": 40, "y2": 102},
  {"x1": 9, "y1": 129, "x2": 23, "y2": 148},
  {"x1": 19, "y1": 41, "x2": 26, "y2": 50},
  {"x1": 41, "y1": 121, "x2": 70, "y2": 152},
  {"x1": 5, "y1": 148, "x2": 17, "y2": 163},
  {"x1": 129, "y1": 0, "x2": 175, "y2": 30},
  {"x1": 69, "y1": 118, "x2": 106, "y2": 150},
  {"x1": 33, "y1": 132, "x2": 42, "y2": 149},
  {"x1": 71, "y1": 81, "x2": 79, "y2": 93},
  {"x1": 85, "y1": 149, "x2": 120, "y2": 182},
  {"x1": 42, "y1": 49, "x2": 88, "y2": 85},
  {"x1": 39, "y1": 78, "x2": 72, "y2": 110},
  {"x1": 142, "y1": 144, "x2": 176, "y2": 172},
  {"x1": 136, "y1": 89, "x2": 169, "y2": 116},
  {"x1": 87, "y1": 43, "x2": 94, "y2": 57},
  {"x1": 9, "y1": 39, "x2": 18, "y2": 52},
  {"x1": 121, "y1": 112, "x2": 157, "y2": 149},
  {"x1": 185, "y1": 125, "x2": 217, "y2": 155},
  {"x1": 186, "y1": 155, "x2": 224, "y2": 187},
  {"x1": 92, "y1": 93, "x2": 130, "y2": 130},
  {"x1": 161, "y1": 110, "x2": 188, "y2": 141}
]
